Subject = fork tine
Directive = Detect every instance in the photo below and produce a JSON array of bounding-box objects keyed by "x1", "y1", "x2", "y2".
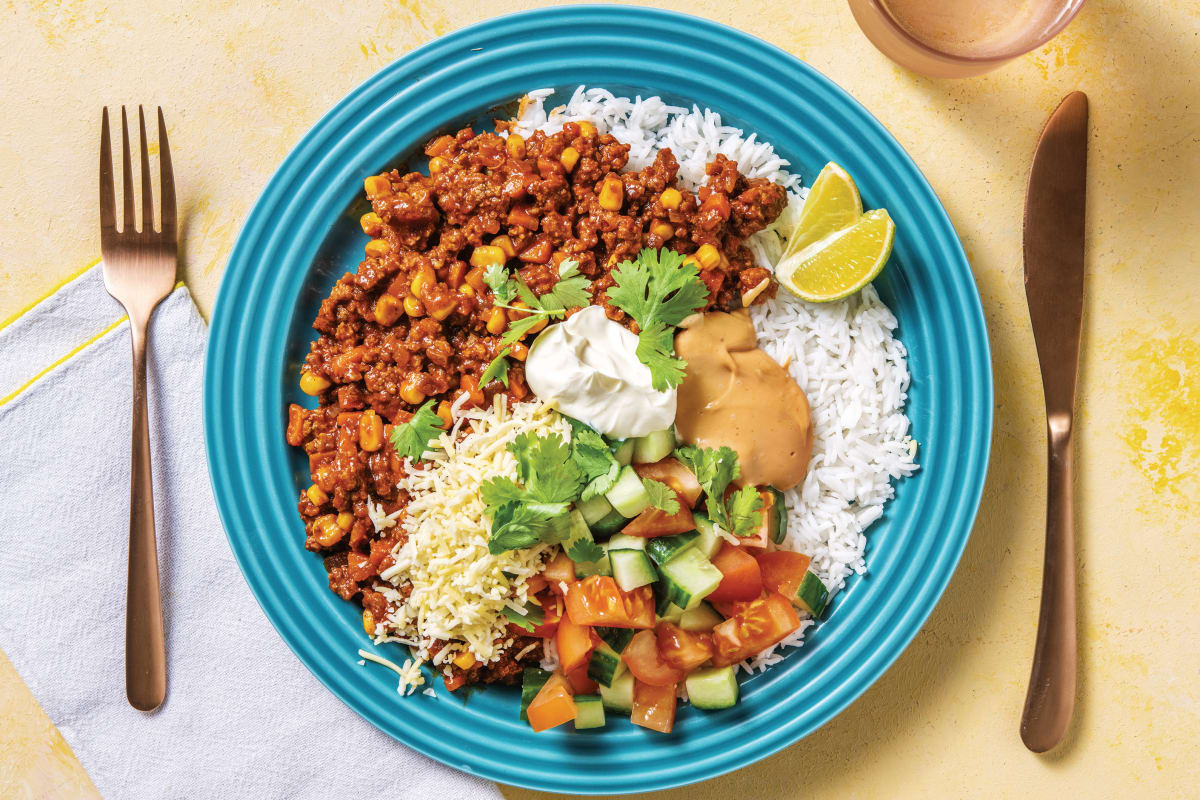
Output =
[
  {"x1": 138, "y1": 106, "x2": 155, "y2": 233},
  {"x1": 120, "y1": 106, "x2": 135, "y2": 233},
  {"x1": 157, "y1": 107, "x2": 176, "y2": 241},
  {"x1": 100, "y1": 108, "x2": 115, "y2": 237}
]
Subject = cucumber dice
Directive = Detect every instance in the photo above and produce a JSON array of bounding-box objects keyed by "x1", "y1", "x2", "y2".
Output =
[
  {"x1": 586, "y1": 641, "x2": 627, "y2": 688},
  {"x1": 576, "y1": 494, "x2": 615, "y2": 527},
  {"x1": 599, "y1": 670, "x2": 634, "y2": 713},
  {"x1": 574, "y1": 694, "x2": 607, "y2": 729},
  {"x1": 646, "y1": 531, "x2": 699, "y2": 567},
  {"x1": 609, "y1": 549, "x2": 657, "y2": 591},
  {"x1": 686, "y1": 666, "x2": 739, "y2": 710},
  {"x1": 659, "y1": 547, "x2": 723, "y2": 611},
  {"x1": 678, "y1": 602, "x2": 723, "y2": 632},
  {"x1": 605, "y1": 466, "x2": 652, "y2": 518},
  {"x1": 612, "y1": 439, "x2": 635, "y2": 466},
  {"x1": 632, "y1": 428, "x2": 676, "y2": 464}
]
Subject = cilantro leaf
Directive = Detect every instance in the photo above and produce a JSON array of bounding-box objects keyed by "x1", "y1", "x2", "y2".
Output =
[
  {"x1": 502, "y1": 602, "x2": 545, "y2": 632},
  {"x1": 480, "y1": 349, "x2": 511, "y2": 387},
  {"x1": 499, "y1": 314, "x2": 548, "y2": 348},
  {"x1": 726, "y1": 485, "x2": 764, "y2": 536},
  {"x1": 538, "y1": 259, "x2": 591, "y2": 311},
  {"x1": 642, "y1": 479, "x2": 682, "y2": 515},
  {"x1": 635, "y1": 322, "x2": 688, "y2": 392},
  {"x1": 388, "y1": 400, "x2": 444, "y2": 460},
  {"x1": 565, "y1": 418, "x2": 622, "y2": 501},
  {"x1": 484, "y1": 263, "x2": 515, "y2": 304},
  {"x1": 487, "y1": 500, "x2": 571, "y2": 554},
  {"x1": 566, "y1": 539, "x2": 606, "y2": 565},
  {"x1": 606, "y1": 248, "x2": 709, "y2": 389},
  {"x1": 480, "y1": 476, "x2": 524, "y2": 510},
  {"x1": 674, "y1": 444, "x2": 743, "y2": 531},
  {"x1": 508, "y1": 432, "x2": 584, "y2": 503}
]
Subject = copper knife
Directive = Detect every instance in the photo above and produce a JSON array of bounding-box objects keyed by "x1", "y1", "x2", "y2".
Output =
[{"x1": 1020, "y1": 91, "x2": 1088, "y2": 753}]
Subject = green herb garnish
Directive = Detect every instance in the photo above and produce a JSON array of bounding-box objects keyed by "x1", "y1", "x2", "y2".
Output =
[
  {"x1": 485, "y1": 259, "x2": 591, "y2": 348},
  {"x1": 674, "y1": 444, "x2": 762, "y2": 535},
  {"x1": 480, "y1": 347, "x2": 512, "y2": 387},
  {"x1": 566, "y1": 538, "x2": 606, "y2": 565},
  {"x1": 642, "y1": 479, "x2": 682, "y2": 515},
  {"x1": 388, "y1": 400, "x2": 444, "y2": 461},
  {"x1": 481, "y1": 431, "x2": 586, "y2": 554},
  {"x1": 606, "y1": 248, "x2": 709, "y2": 390},
  {"x1": 502, "y1": 601, "x2": 545, "y2": 632},
  {"x1": 566, "y1": 418, "x2": 620, "y2": 501}
]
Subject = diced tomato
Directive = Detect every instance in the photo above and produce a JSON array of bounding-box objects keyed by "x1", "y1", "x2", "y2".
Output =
[
  {"x1": 655, "y1": 621, "x2": 713, "y2": 671},
  {"x1": 709, "y1": 592, "x2": 766, "y2": 619},
  {"x1": 621, "y1": 629, "x2": 686, "y2": 686},
  {"x1": 527, "y1": 672, "x2": 577, "y2": 732},
  {"x1": 443, "y1": 671, "x2": 468, "y2": 692},
  {"x1": 565, "y1": 576, "x2": 655, "y2": 629},
  {"x1": 525, "y1": 574, "x2": 549, "y2": 595},
  {"x1": 566, "y1": 665, "x2": 599, "y2": 695},
  {"x1": 632, "y1": 679, "x2": 677, "y2": 733},
  {"x1": 634, "y1": 459, "x2": 703, "y2": 507},
  {"x1": 706, "y1": 542, "x2": 763, "y2": 602},
  {"x1": 710, "y1": 592, "x2": 802, "y2": 667},
  {"x1": 530, "y1": 591, "x2": 561, "y2": 639},
  {"x1": 755, "y1": 550, "x2": 812, "y2": 601},
  {"x1": 621, "y1": 492, "x2": 696, "y2": 538},
  {"x1": 543, "y1": 551, "x2": 575, "y2": 587},
  {"x1": 555, "y1": 614, "x2": 594, "y2": 673}
]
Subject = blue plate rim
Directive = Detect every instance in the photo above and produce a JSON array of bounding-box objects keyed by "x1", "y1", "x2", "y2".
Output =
[{"x1": 204, "y1": 5, "x2": 993, "y2": 794}]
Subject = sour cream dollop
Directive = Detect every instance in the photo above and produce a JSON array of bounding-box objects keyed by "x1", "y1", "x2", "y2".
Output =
[{"x1": 525, "y1": 305, "x2": 676, "y2": 439}]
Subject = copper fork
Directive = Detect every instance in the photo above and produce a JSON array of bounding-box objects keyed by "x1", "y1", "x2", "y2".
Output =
[{"x1": 99, "y1": 106, "x2": 176, "y2": 711}]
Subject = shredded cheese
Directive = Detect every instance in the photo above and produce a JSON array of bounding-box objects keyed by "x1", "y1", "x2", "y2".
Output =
[
  {"x1": 376, "y1": 396, "x2": 571, "y2": 666},
  {"x1": 357, "y1": 649, "x2": 426, "y2": 695}
]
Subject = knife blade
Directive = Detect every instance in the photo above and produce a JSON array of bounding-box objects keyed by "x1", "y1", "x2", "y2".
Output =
[{"x1": 1020, "y1": 91, "x2": 1088, "y2": 753}]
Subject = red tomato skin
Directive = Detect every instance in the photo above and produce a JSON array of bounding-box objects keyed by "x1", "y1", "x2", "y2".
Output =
[
  {"x1": 565, "y1": 576, "x2": 655, "y2": 629},
  {"x1": 567, "y1": 665, "x2": 599, "y2": 695},
  {"x1": 633, "y1": 459, "x2": 703, "y2": 507},
  {"x1": 621, "y1": 497, "x2": 696, "y2": 537},
  {"x1": 621, "y1": 629, "x2": 687, "y2": 686},
  {"x1": 632, "y1": 679, "x2": 678, "y2": 733},
  {"x1": 756, "y1": 550, "x2": 813, "y2": 599},
  {"x1": 710, "y1": 592, "x2": 802, "y2": 667},
  {"x1": 655, "y1": 621, "x2": 714, "y2": 671},
  {"x1": 706, "y1": 542, "x2": 764, "y2": 602}
]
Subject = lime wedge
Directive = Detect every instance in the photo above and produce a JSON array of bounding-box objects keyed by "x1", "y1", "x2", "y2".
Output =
[
  {"x1": 776, "y1": 209, "x2": 895, "y2": 303},
  {"x1": 779, "y1": 162, "x2": 863, "y2": 262}
]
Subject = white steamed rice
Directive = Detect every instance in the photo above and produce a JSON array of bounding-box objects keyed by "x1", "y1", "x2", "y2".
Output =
[{"x1": 513, "y1": 86, "x2": 918, "y2": 672}]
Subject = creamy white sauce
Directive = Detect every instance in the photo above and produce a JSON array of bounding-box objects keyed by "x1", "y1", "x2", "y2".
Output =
[{"x1": 524, "y1": 305, "x2": 676, "y2": 438}]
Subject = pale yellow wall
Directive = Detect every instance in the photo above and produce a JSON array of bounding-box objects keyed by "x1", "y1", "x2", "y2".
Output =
[{"x1": 1, "y1": 1, "x2": 1197, "y2": 798}]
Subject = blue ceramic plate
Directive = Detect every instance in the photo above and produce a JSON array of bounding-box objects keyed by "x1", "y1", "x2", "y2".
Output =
[{"x1": 205, "y1": 6, "x2": 991, "y2": 794}]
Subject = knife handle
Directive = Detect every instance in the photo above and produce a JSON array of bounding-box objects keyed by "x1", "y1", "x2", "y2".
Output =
[{"x1": 1021, "y1": 412, "x2": 1077, "y2": 752}]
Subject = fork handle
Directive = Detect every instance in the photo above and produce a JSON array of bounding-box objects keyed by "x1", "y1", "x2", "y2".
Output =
[
  {"x1": 126, "y1": 314, "x2": 166, "y2": 711},
  {"x1": 1020, "y1": 415, "x2": 1077, "y2": 751}
]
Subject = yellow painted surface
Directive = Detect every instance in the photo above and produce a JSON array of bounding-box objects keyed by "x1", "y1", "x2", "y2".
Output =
[{"x1": 1, "y1": 1, "x2": 1197, "y2": 797}]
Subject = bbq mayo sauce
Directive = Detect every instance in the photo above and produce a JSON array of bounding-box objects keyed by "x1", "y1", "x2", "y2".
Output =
[{"x1": 674, "y1": 310, "x2": 813, "y2": 490}]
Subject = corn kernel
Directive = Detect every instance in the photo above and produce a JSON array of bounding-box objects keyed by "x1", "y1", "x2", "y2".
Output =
[
  {"x1": 299, "y1": 371, "x2": 330, "y2": 395},
  {"x1": 436, "y1": 400, "x2": 453, "y2": 429},
  {"x1": 363, "y1": 175, "x2": 391, "y2": 197},
  {"x1": 362, "y1": 609, "x2": 376, "y2": 636},
  {"x1": 506, "y1": 134, "x2": 526, "y2": 159},
  {"x1": 306, "y1": 484, "x2": 329, "y2": 506},
  {"x1": 695, "y1": 243, "x2": 720, "y2": 270},
  {"x1": 509, "y1": 342, "x2": 529, "y2": 361},
  {"x1": 470, "y1": 245, "x2": 506, "y2": 267},
  {"x1": 365, "y1": 238, "x2": 390, "y2": 258},
  {"x1": 598, "y1": 176, "x2": 623, "y2": 211},
  {"x1": 560, "y1": 146, "x2": 580, "y2": 172},
  {"x1": 428, "y1": 156, "x2": 449, "y2": 174},
  {"x1": 337, "y1": 512, "x2": 354, "y2": 531},
  {"x1": 650, "y1": 220, "x2": 674, "y2": 240},
  {"x1": 578, "y1": 120, "x2": 597, "y2": 138},
  {"x1": 403, "y1": 296, "x2": 425, "y2": 317},
  {"x1": 491, "y1": 235, "x2": 516, "y2": 259},
  {"x1": 660, "y1": 188, "x2": 682, "y2": 209},
  {"x1": 682, "y1": 254, "x2": 701, "y2": 270},
  {"x1": 453, "y1": 651, "x2": 476, "y2": 670},
  {"x1": 508, "y1": 300, "x2": 531, "y2": 320},
  {"x1": 464, "y1": 265, "x2": 487, "y2": 294},
  {"x1": 400, "y1": 377, "x2": 426, "y2": 405},
  {"x1": 486, "y1": 307, "x2": 507, "y2": 335},
  {"x1": 314, "y1": 514, "x2": 344, "y2": 547},
  {"x1": 458, "y1": 284, "x2": 475, "y2": 296},
  {"x1": 359, "y1": 409, "x2": 384, "y2": 451},
  {"x1": 410, "y1": 266, "x2": 435, "y2": 298},
  {"x1": 360, "y1": 212, "x2": 383, "y2": 236},
  {"x1": 429, "y1": 301, "x2": 456, "y2": 321},
  {"x1": 374, "y1": 293, "x2": 402, "y2": 326}
]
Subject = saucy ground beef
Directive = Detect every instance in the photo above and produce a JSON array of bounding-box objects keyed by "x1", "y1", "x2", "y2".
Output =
[{"x1": 284, "y1": 120, "x2": 786, "y2": 688}]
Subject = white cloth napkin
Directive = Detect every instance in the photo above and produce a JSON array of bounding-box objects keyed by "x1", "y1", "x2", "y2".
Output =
[{"x1": 0, "y1": 267, "x2": 502, "y2": 800}]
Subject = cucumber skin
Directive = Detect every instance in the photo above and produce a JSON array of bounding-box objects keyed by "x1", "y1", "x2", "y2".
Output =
[
  {"x1": 606, "y1": 533, "x2": 647, "y2": 551},
  {"x1": 595, "y1": 626, "x2": 635, "y2": 653},
  {"x1": 519, "y1": 668, "x2": 552, "y2": 721},
  {"x1": 590, "y1": 508, "x2": 628, "y2": 536},
  {"x1": 686, "y1": 666, "x2": 739, "y2": 710},
  {"x1": 600, "y1": 671, "x2": 634, "y2": 713},
  {"x1": 574, "y1": 695, "x2": 607, "y2": 729},
  {"x1": 660, "y1": 548, "x2": 723, "y2": 611},
  {"x1": 797, "y1": 571, "x2": 829, "y2": 617},
  {"x1": 587, "y1": 643, "x2": 625, "y2": 687},
  {"x1": 766, "y1": 486, "x2": 788, "y2": 544},
  {"x1": 692, "y1": 513, "x2": 723, "y2": 559},
  {"x1": 646, "y1": 531, "x2": 699, "y2": 567}
]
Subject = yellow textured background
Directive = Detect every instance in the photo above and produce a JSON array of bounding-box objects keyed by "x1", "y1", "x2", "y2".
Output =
[{"x1": 2, "y1": 1, "x2": 1197, "y2": 798}]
